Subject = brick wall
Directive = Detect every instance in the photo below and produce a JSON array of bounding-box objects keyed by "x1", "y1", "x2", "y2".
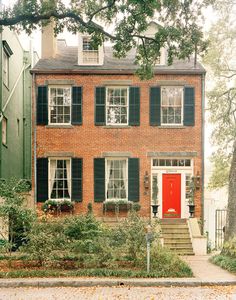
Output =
[{"x1": 32, "y1": 73, "x2": 203, "y2": 219}]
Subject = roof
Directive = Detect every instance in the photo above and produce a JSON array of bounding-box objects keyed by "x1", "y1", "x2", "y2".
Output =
[{"x1": 31, "y1": 39, "x2": 205, "y2": 75}]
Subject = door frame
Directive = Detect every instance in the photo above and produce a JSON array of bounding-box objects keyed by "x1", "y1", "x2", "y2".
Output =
[{"x1": 151, "y1": 158, "x2": 193, "y2": 219}]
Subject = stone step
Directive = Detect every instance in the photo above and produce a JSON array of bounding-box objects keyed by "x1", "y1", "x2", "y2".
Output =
[
  {"x1": 161, "y1": 229, "x2": 189, "y2": 234},
  {"x1": 161, "y1": 224, "x2": 189, "y2": 229},
  {"x1": 160, "y1": 219, "x2": 187, "y2": 224},
  {"x1": 165, "y1": 241, "x2": 192, "y2": 246}
]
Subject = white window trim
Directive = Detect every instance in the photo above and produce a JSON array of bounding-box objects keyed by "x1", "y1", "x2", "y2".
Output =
[
  {"x1": 161, "y1": 86, "x2": 184, "y2": 126},
  {"x1": 106, "y1": 86, "x2": 129, "y2": 126},
  {"x1": 48, "y1": 85, "x2": 72, "y2": 125},
  {"x1": 2, "y1": 116, "x2": 7, "y2": 146},
  {"x1": 3, "y1": 50, "x2": 9, "y2": 88},
  {"x1": 105, "y1": 157, "x2": 128, "y2": 201},
  {"x1": 48, "y1": 157, "x2": 71, "y2": 201},
  {"x1": 152, "y1": 158, "x2": 193, "y2": 169}
]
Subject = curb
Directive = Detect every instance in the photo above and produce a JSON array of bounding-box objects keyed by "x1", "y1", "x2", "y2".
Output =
[{"x1": 0, "y1": 278, "x2": 236, "y2": 288}]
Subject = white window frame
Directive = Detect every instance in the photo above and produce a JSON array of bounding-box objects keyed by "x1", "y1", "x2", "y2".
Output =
[
  {"x1": 2, "y1": 117, "x2": 7, "y2": 146},
  {"x1": 106, "y1": 86, "x2": 129, "y2": 126},
  {"x1": 105, "y1": 158, "x2": 128, "y2": 201},
  {"x1": 82, "y1": 36, "x2": 99, "y2": 64},
  {"x1": 48, "y1": 86, "x2": 72, "y2": 125},
  {"x1": 161, "y1": 86, "x2": 184, "y2": 126},
  {"x1": 48, "y1": 157, "x2": 71, "y2": 201},
  {"x1": 3, "y1": 50, "x2": 9, "y2": 87}
]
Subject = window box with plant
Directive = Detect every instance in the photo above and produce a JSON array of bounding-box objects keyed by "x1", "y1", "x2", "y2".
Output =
[
  {"x1": 42, "y1": 199, "x2": 75, "y2": 214},
  {"x1": 103, "y1": 200, "x2": 140, "y2": 213}
]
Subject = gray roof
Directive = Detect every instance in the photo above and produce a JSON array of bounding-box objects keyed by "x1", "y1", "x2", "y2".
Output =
[{"x1": 32, "y1": 39, "x2": 205, "y2": 75}]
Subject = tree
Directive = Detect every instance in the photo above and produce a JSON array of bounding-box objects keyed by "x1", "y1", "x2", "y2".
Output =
[
  {"x1": 0, "y1": 0, "x2": 211, "y2": 79},
  {"x1": 203, "y1": 0, "x2": 236, "y2": 240}
]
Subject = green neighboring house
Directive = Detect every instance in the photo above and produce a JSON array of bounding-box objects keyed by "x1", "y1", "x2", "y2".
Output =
[{"x1": 0, "y1": 27, "x2": 33, "y2": 180}]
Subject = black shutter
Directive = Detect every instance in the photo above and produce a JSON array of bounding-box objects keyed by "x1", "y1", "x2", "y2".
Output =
[
  {"x1": 129, "y1": 87, "x2": 140, "y2": 126},
  {"x1": 128, "y1": 158, "x2": 139, "y2": 202},
  {"x1": 37, "y1": 86, "x2": 48, "y2": 125},
  {"x1": 150, "y1": 87, "x2": 161, "y2": 126},
  {"x1": 95, "y1": 87, "x2": 106, "y2": 125},
  {"x1": 71, "y1": 158, "x2": 83, "y2": 202},
  {"x1": 184, "y1": 87, "x2": 195, "y2": 126},
  {"x1": 37, "y1": 158, "x2": 48, "y2": 202},
  {"x1": 94, "y1": 158, "x2": 105, "y2": 202},
  {"x1": 72, "y1": 87, "x2": 82, "y2": 125}
]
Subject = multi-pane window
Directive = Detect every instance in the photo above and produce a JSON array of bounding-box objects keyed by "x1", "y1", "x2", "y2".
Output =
[
  {"x1": 161, "y1": 87, "x2": 183, "y2": 125},
  {"x1": 82, "y1": 37, "x2": 99, "y2": 64},
  {"x1": 49, "y1": 159, "x2": 71, "y2": 200},
  {"x1": 152, "y1": 174, "x2": 158, "y2": 203},
  {"x1": 106, "y1": 159, "x2": 128, "y2": 200},
  {"x1": 3, "y1": 51, "x2": 9, "y2": 87},
  {"x1": 49, "y1": 87, "x2": 71, "y2": 124},
  {"x1": 2, "y1": 117, "x2": 7, "y2": 145},
  {"x1": 185, "y1": 174, "x2": 192, "y2": 200},
  {"x1": 106, "y1": 87, "x2": 128, "y2": 125},
  {"x1": 153, "y1": 159, "x2": 191, "y2": 167}
]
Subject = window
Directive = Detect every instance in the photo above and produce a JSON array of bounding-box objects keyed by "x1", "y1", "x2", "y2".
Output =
[
  {"x1": 49, "y1": 158, "x2": 71, "y2": 200},
  {"x1": 3, "y1": 51, "x2": 9, "y2": 87},
  {"x1": 185, "y1": 174, "x2": 192, "y2": 200},
  {"x1": 2, "y1": 117, "x2": 7, "y2": 145},
  {"x1": 106, "y1": 159, "x2": 128, "y2": 200},
  {"x1": 49, "y1": 86, "x2": 71, "y2": 124},
  {"x1": 153, "y1": 159, "x2": 191, "y2": 167},
  {"x1": 106, "y1": 87, "x2": 129, "y2": 125},
  {"x1": 82, "y1": 37, "x2": 99, "y2": 64},
  {"x1": 161, "y1": 87, "x2": 183, "y2": 125}
]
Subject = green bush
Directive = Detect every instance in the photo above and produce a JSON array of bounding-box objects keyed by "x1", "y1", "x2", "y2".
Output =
[
  {"x1": 20, "y1": 219, "x2": 67, "y2": 266},
  {"x1": 211, "y1": 254, "x2": 236, "y2": 273},
  {"x1": 221, "y1": 237, "x2": 236, "y2": 257}
]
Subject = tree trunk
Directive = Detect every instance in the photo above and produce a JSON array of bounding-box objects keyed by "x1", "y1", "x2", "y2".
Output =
[{"x1": 225, "y1": 139, "x2": 236, "y2": 241}]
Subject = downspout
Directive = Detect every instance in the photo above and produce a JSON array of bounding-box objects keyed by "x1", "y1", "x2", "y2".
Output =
[
  {"x1": 201, "y1": 73, "x2": 206, "y2": 235},
  {"x1": 32, "y1": 72, "x2": 37, "y2": 207}
]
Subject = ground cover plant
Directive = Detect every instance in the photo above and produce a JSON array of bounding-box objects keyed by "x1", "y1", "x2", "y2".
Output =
[
  {"x1": 0, "y1": 208, "x2": 193, "y2": 278},
  {"x1": 211, "y1": 237, "x2": 236, "y2": 273}
]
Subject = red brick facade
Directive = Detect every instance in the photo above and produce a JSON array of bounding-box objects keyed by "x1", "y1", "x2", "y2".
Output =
[{"x1": 33, "y1": 73, "x2": 203, "y2": 219}]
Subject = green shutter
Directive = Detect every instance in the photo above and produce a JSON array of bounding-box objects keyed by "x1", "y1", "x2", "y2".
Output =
[
  {"x1": 37, "y1": 158, "x2": 48, "y2": 202},
  {"x1": 37, "y1": 86, "x2": 48, "y2": 125},
  {"x1": 71, "y1": 158, "x2": 83, "y2": 202},
  {"x1": 129, "y1": 87, "x2": 140, "y2": 126},
  {"x1": 95, "y1": 87, "x2": 106, "y2": 125},
  {"x1": 94, "y1": 158, "x2": 105, "y2": 202},
  {"x1": 72, "y1": 87, "x2": 82, "y2": 125},
  {"x1": 184, "y1": 87, "x2": 195, "y2": 126},
  {"x1": 128, "y1": 158, "x2": 139, "y2": 202},
  {"x1": 150, "y1": 87, "x2": 161, "y2": 126}
]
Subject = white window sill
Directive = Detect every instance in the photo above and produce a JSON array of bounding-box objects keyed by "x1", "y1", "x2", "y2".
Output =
[
  {"x1": 46, "y1": 125, "x2": 74, "y2": 129},
  {"x1": 159, "y1": 125, "x2": 186, "y2": 129},
  {"x1": 103, "y1": 125, "x2": 131, "y2": 129}
]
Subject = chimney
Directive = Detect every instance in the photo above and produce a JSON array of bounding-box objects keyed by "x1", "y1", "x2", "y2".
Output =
[{"x1": 41, "y1": 18, "x2": 57, "y2": 59}]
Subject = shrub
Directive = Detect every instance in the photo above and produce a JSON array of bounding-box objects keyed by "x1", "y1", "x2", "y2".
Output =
[
  {"x1": 20, "y1": 219, "x2": 67, "y2": 266},
  {"x1": 221, "y1": 237, "x2": 236, "y2": 257}
]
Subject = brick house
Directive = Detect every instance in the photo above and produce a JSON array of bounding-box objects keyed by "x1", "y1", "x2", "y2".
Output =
[{"x1": 31, "y1": 22, "x2": 205, "y2": 234}]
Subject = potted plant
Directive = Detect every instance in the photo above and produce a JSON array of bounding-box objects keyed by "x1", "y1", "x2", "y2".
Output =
[
  {"x1": 103, "y1": 199, "x2": 140, "y2": 213},
  {"x1": 42, "y1": 199, "x2": 74, "y2": 214},
  {"x1": 188, "y1": 177, "x2": 195, "y2": 218}
]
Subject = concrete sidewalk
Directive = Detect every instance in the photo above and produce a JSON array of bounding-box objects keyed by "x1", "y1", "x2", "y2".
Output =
[{"x1": 0, "y1": 255, "x2": 235, "y2": 288}]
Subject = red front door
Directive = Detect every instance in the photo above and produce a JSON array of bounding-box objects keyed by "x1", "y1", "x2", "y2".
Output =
[{"x1": 162, "y1": 174, "x2": 181, "y2": 218}]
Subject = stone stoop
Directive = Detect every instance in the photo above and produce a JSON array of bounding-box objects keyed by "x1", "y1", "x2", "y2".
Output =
[{"x1": 160, "y1": 219, "x2": 195, "y2": 255}]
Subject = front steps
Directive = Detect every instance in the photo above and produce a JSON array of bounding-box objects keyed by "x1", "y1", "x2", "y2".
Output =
[{"x1": 160, "y1": 219, "x2": 194, "y2": 255}]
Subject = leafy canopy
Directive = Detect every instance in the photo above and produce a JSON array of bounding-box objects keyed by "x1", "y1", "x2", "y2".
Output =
[{"x1": 1, "y1": 0, "x2": 212, "y2": 79}]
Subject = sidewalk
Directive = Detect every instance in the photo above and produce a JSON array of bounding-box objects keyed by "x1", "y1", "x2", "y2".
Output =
[{"x1": 0, "y1": 255, "x2": 236, "y2": 288}]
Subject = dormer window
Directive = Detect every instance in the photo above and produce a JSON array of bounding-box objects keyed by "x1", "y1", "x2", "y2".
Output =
[
  {"x1": 78, "y1": 33, "x2": 104, "y2": 66},
  {"x1": 82, "y1": 37, "x2": 99, "y2": 64}
]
